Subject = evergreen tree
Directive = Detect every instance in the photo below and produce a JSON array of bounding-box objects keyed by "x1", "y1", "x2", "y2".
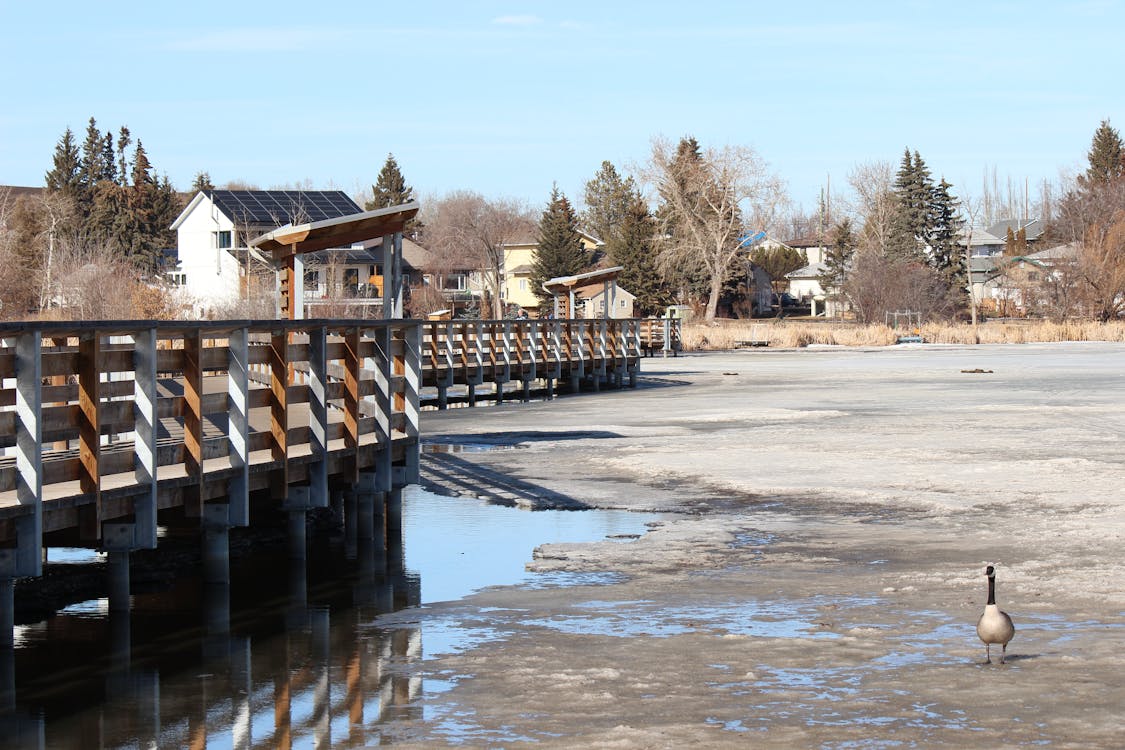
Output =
[
  {"x1": 116, "y1": 126, "x2": 132, "y2": 186},
  {"x1": 45, "y1": 128, "x2": 82, "y2": 201},
  {"x1": 1084, "y1": 119, "x2": 1124, "y2": 186},
  {"x1": 749, "y1": 245, "x2": 807, "y2": 292},
  {"x1": 928, "y1": 177, "x2": 964, "y2": 283},
  {"x1": 79, "y1": 118, "x2": 112, "y2": 198},
  {"x1": 887, "y1": 148, "x2": 933, "y2": 260},
  {"x1": 605, "y1": 193, "x2": 670, "y2": 316},
  {"x1": 530, "y1": 186, "x2": 588, "y2": 306},
  {"x1": 818, "y1": 218, "x2": 856, "y2": 298},
  {"x1": 1004, "y1": 226, "x2": 1017, "y2": 256},
  {"x1": 366, "y1": 153, "x2": 415, "y2": 209},
  {"x1": 655, "y1": 136, "x2": 711, "y2": 301},
  {"x1": 582, "y1": 160, "x2": 637, "y2": 246},
  {"x1": 192, "y1": 171, "x2": 215, "y2": 192}
]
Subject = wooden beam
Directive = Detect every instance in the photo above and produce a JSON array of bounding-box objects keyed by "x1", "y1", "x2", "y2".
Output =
[
  {"x1": 183, "y1": 329, "x2": 204, "y2": 517},
  {"x1": 78, "y1": 333, "x2": 101, "y2": 536},
  {"x1": 270, "y1": 329, "x2": 289, "y2": 495}
]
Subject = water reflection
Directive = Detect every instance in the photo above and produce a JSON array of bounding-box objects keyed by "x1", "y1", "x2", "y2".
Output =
[{"x1": 1, "y1": 487, "x2": 661, "y2": 748}]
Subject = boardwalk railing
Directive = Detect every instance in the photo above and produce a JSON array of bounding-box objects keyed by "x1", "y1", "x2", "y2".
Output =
[
  {"x1": 0, "y1": 320, "x2": 421, "y2": 586},
  {"x1": 420, "y1": 317, "x2": 678, "y2": 407}
]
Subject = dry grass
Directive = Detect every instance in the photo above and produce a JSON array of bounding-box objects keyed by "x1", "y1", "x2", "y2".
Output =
[{"x1": 681, "y1": 318, "x2": 1125, "y2": 350}]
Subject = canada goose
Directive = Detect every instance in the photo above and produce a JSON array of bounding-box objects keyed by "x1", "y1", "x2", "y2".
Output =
[{"x1": 976, "y1": 565, "x2": 1015, "y2": 663}]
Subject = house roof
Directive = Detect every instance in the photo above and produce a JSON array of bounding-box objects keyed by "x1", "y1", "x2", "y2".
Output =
[
  {"x1": 985, "y1": 218, "x2": 1044, "y2": 241},
  {"x1": 787, "y1": 261, "x2": 828, "y2": 279},
  {"x1": 209, "y1": 189, "x2": 361, "y2": 224},
  {"x1": 782, "y1": 233, "x2": 830, "y2": 249},
  {"x1": 170, "y1": 189, "x2": 364, "y2": 231}
]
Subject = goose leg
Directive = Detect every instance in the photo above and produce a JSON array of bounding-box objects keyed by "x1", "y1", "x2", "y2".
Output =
[
  {"x1": 984, "y1": 644, "x2": 991, "y2": 664},
  {"x1": 1000, "y1": 644, "x2": 1007, "y2": 664}
]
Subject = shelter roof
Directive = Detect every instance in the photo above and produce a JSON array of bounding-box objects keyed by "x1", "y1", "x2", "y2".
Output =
[
  {"x1": 250, "y1": 202, "x2": 420, "y2": 257},
  {"x1": 542, "y1": 266, "x2": 624, "y2": 295}
]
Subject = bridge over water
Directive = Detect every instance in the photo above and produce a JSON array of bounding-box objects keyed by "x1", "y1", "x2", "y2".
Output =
[{"x1": 0, "y1": 316, "x2": 679, "y2": 648}]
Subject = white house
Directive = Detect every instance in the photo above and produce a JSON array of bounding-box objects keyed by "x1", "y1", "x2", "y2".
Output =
[{"x1": 170, "y1": 189, "x2": 364, "y2": 315}]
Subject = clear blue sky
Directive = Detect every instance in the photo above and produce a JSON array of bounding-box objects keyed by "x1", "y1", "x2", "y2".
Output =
[{"x1": 2, "y1": 1, "x2": 1122, "y2": 216}]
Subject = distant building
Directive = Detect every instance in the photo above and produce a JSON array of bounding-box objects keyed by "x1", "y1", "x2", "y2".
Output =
[
  {"x1": 501, "y1": 230, "x2": 604, "y2": 314},
  {"x1": 170, "y1": 189, "x2": 367, "y2": 315}
]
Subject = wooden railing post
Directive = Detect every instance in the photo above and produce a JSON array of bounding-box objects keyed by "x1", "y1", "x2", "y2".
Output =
[
  {"x1": 269, "y1": 327, "x2": 289, "y2": 497},
  {"x1": 308, "y1": 325, "x2": 329, "y2": 508},
  {"x1": 78, "y1": 332, "x2": 102, "y2": 536},
  {"x1": 183, "y1": 328, "x2": 204, "y2": 517},
  {"x1": 344, "y1": 326, "x2": 361, "y2": 482},
  {"x1": 227, "y1": 326, "x2": 250, "y2": 527},
  {"x1": 133, "y1": 327, "x2": 158, "y2": 548},
  {"x1": 14, "y1": 331, "x2": 42, "y2": 578}
]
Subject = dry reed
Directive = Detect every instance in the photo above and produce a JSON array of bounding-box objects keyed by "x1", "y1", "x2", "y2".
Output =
[{"x1": 680, "y1": 319, "x2": 1125, "y2": 351}]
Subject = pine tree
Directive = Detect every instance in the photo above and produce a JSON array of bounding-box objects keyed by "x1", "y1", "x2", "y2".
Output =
[
  {"x1": 116, "y1": 126, "x2": 132, "y2": 186},
  {"x1": 192, "y1": 171, "x2": 215, "y2": 192},
  {"x1": 1084, "y1": 119, "x2": 1124, "y2": 186},
  {"x1": 928, "y1": 177, "x2": 964, "y2": 282},
  {"x1": 530, "y1": 186, "x2": 588, "y2": 307},
  {"x1": 582, "y1": 160, "x2": 637, "y2": 246},
  {"x1": 605, "y1": 193, "x2": 670, "y2": 316},
  {"x1": 366, "y1": 153, "x2": 415, "y2": 209},
  {"x1": 45, "y1": 128, "x2": 82, "y2": 200},
  {"x1": 1004, "y1": 226, "x2": 1017, "y2": 256},
  {"x1": 79, "y1": 118, "x2": 112, "y2": 197},
  {"x1": 818, "y1": 218, "x2": 856, "y2": 298},
  {"x1": 888, "y1": 148, "x2": 933, "y2": 260}
]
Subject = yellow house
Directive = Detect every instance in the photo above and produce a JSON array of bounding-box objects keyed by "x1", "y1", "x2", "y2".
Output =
[{"x1": 501, "y1": 231, "x2": 604, "y2": 313}]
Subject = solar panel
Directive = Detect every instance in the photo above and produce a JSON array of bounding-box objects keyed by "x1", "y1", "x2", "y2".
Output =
[{"x1": 210, "y1": 190, "x2": 361, "y2": 226}]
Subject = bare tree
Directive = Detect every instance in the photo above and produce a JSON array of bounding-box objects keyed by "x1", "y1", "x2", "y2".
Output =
[
  {"x1": 646, "y1": 137, "x2": 785, "y2": 321},
  {"x1": 843, "y1": 250, "x2": 960, "y2": 324},
  {"x1": 1054, "y1": 176, "x2": 1125, "y2": 320},
  {"x1": 420, "y1": 191, "x2": 535, "y2": 319},
  {"x1": 845, "y1": 160, "x2": 898, "y2": 256}
]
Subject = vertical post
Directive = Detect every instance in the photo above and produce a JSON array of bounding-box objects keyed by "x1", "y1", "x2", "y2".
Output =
[
  {"x1": 227, "y1": 327, "x2": 250, "y2": 527},
  {"x1": 344, "y1": 326, "x2": 361, "y2": 482},
  {"x1": 133, "y1": 328, "x2": 159, "y2": 548},
  {"x1": 382, "y1": 233, "x2": 403, "y2": 319},
  {"x1": 183, "y1": 328, "x2": 204, "y2": 517},
  {"x1": 308, "y1": 326, "x2": 329, "y2": 508},
  {"x1": 402, "y1": 324, "x2": 421, "y2": 485},
  {"x1": 291, "y1": 253, "x2": 304, "y2": 320},
  {"x1": 270, "y1": 327, "x2": 289, "y2": 496},
  {"x1": 78, "y1": 332, "x2": 102, "y2": 536},
  {"x1": 373, "y1": 326, "x2": 393, "y2": 492},
  {"x1": 14, "y1": 332, "x2": 43, "y2": 577}
]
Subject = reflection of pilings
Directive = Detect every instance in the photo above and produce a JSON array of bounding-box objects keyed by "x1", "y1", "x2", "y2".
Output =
[
  {"x1": 108, "y1": 610, "x2": 131, "y2": 683},
  {"x1": 286, "y1": 486, "x2": 311, "y2": 561},
  {"x1": 0, "y1": 647, "x2": 13, "y2": 713},
  {"x1": 343, "y1": 490, "x2": 358, "y2": 561},
  {"x1": 311, "y1": 608, "x2": 331, "y2": 748},
  {"x1": 231, "y1": 636, "x2": 252, "y2": 750},
  {"x1": 203, "y1": 583, "x2": 232, "y2": 663},
  {"x1": 0, "y1": 578, "x2": 12, "y2": 649},
  {"x1": 286, "y1": 559, "x2": 308, "y2": 631}
]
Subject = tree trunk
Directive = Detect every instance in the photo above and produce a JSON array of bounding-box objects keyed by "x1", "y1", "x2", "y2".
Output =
[{"x1": 705, "y1": 273, "x2": 722, "y2": 321}]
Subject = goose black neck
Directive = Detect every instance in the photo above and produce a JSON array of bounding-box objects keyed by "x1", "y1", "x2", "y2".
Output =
[{"x1": 987, "y1": 575, "x2": 996, "y2": 605}]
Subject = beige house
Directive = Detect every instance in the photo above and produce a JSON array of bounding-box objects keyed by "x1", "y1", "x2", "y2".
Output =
[{"x1": 501, "y1": 231, "x2": 604, "y2": 313}]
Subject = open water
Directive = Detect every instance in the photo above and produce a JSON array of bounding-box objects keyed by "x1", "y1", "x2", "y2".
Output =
[{"x1": 0, "y1": 486, "x2": 663, "y2": 749}]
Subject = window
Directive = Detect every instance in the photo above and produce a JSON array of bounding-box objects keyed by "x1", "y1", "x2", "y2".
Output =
[
  {"x1": 443, "y1": 273, "x2": 468, "y2": 291},
  {"x1": 167, "y1": 272, "x2": 187, "y2": 286},
  {"x1": 519, "y1": 279, "x2": 527, "y2": 291},
  {"x1": 213, "y1": 230, "x2": 232, "y2": 249}
]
